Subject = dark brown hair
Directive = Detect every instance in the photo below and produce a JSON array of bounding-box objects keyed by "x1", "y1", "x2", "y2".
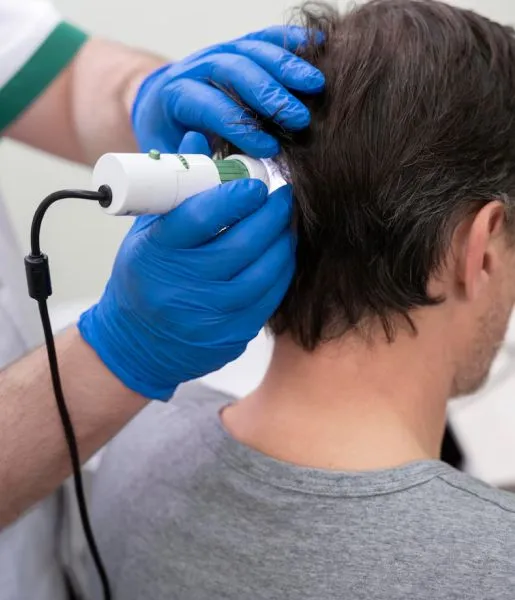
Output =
[{"x1": 218, "y1": 0, "x2": 515, "y2": 349}]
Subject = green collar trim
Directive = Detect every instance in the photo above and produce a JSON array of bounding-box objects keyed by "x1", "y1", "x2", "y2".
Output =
[{"x1": 0, "y1": 22, "x2": 88, "y2": 132}]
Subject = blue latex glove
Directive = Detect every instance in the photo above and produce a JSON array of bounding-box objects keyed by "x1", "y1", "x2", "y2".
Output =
[
  {"x1": 78, "y1": 133, "x2": 295, "y2": 400},
  {"x1": 132, "y1": 26, "x2": 325, "y2": 157}
]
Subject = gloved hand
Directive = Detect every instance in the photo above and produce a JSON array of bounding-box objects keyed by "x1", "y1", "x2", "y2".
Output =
[
  {"x1": 132, "y1": 26, "x2": 325, "y2": 157},
  {"x1": 78, "y1": 133, "x2": 295, "y2": 400}
]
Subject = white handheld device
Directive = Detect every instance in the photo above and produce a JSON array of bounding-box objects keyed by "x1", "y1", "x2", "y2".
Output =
[{"x1": 92, "y1": 150, "x2": 278, "y2": 216}]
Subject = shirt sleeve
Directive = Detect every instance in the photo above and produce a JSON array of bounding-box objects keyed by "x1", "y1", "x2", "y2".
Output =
[{"x1": 0, "y1": 0, "x2": 88, "y2": 131}]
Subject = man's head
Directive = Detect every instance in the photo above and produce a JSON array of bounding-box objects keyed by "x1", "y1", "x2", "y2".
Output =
[
  {"x1": 215, "y1": 0, "x2": 515, "y2": 397},
  {"x1": 259, "y1": 0, "x2": 515, "y2": 396}
]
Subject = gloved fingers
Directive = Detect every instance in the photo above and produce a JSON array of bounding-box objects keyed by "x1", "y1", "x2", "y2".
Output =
[
  {"x1": 225, "y1": 39, "x2": 325, "y2": 93},
  {"x1": 187, "y1": 39, "x2": 324, "y2": 95},
  {"x1": 238, "y1": 25, "x2": 325, "y2": 52},
  {"x1": 146, "y1": 179, "x2": 268, "y2": 250},
  {"x1": 196, "y1": 185, "x2": 293, "y2": 281},
  {"x1": 177, "y1": 131, "x2": 212, "y2": 155},
  {"x1": 197, "y1": 53, "x2": 312, "y2": 129},
  {"x1": 220, "y1": 231, "x2": 295, "y2": 311},
  {"x1": 242, "y1": 257, "x2": 296, "y2": 333},
  {"x1": 163, "y1": 78, "x2": 280, "y2": 157}
]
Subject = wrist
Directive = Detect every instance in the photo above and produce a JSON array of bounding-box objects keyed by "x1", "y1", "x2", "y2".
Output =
[
  {"x1": 58, "y1": 327, "x2": 148, "y2": 454},
  {"x1": 77, "y1": 304, "x2": 179, "y2": 401},
  {"x1": 64, "y1": 327, "x2": 143, "y2": 398}
]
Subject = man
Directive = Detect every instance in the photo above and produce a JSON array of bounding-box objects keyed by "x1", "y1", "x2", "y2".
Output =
[
  {"x1": 88, "y1": 1, "x2": 515, "y2": 598},
  {"x1": 0, "y1": 1, "x2": 325, "y2": 598}
]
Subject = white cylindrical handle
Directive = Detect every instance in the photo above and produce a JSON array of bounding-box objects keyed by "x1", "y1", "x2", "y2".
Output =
[{"x1": 92, "y1": 153, "x2": 221, "y2": 216}]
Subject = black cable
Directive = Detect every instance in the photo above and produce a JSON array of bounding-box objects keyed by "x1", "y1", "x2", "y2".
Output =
[
  {"x1": 38, "y1": 298, "x2": 111, "y2": 598},
  {"x1": 25, "y1": 187, "x2": 113, "y2": 600},
  {"x1": 30, "y1": 188, "x2": 111, "y2": 255}
]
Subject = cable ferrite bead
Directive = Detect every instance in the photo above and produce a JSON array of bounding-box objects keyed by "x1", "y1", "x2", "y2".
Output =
[{"x1": 25, "y1": 254, "x2": 52, "y2": 301}]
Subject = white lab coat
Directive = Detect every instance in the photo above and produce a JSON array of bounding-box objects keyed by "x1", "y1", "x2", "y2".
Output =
[{"x1": 0, "y1": 2, "x2": 73, "y2": 599}]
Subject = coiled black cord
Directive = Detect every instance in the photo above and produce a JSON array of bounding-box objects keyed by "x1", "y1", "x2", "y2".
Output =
[{"x1": 25, "y1": 187, "x2": 113, "y2": 600}]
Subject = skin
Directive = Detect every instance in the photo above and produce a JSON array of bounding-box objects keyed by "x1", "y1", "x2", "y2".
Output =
[
  {"x1": 0, "y1": 328, "x2": 147, "y2": 526},
  {"x1": 223, "y1": 201, "x2": 515, "y2": 472},
  {"x1": 0, "y1": 39, "x2": 162, "y2": 528},
  {"x1": 5, "y1": 38, "x2": 164, "y2": 164}
]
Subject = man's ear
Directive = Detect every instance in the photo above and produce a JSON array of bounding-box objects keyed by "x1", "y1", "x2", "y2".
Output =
[{"x1": 455, "y1": 201, "x2": 506, "y2": 301}]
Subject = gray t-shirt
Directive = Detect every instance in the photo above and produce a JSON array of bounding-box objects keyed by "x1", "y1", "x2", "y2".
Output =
[{"x1": 88, "y1": 383, "x2": 515, "y2": 600}]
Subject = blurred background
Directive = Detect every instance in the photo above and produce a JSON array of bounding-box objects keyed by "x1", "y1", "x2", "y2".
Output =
[{"x1": 3, "y1": 0, "x2": 515, "y2": 488}]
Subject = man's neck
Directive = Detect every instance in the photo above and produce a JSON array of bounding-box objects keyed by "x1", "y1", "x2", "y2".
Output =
[{"x1": 222, "y1": 327, "x2": 454, "y2": 472}]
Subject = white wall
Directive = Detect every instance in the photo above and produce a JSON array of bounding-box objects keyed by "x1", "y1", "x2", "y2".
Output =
[{"x1": 3, "y1": 0, "x2": 515, "y2": 486}]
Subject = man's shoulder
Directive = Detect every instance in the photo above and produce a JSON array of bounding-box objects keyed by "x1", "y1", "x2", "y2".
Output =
[
  {"x1": 103, "y1": 382, "x2": 232, "y2": 460},
  {"x1": 426, "y1": 466, "x2": 515, "y2": 561},
  {"x1": 435, "y1": 466, "x2": 515, "y2": 516},
  {"x1": 97, "y1": 382, "x2": 232, "y2": 490}
]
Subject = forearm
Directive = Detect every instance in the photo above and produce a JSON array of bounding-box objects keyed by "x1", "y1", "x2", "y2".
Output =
[
  {"x1": 5, "y1": 38, "x2": 165, "y2": 164},
  {"x1": 0, "y1": 327, "x2": 147, "y2": 527},
  {"x1": 71, "y1": 38, "x2": 165, "y2": 162}
]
